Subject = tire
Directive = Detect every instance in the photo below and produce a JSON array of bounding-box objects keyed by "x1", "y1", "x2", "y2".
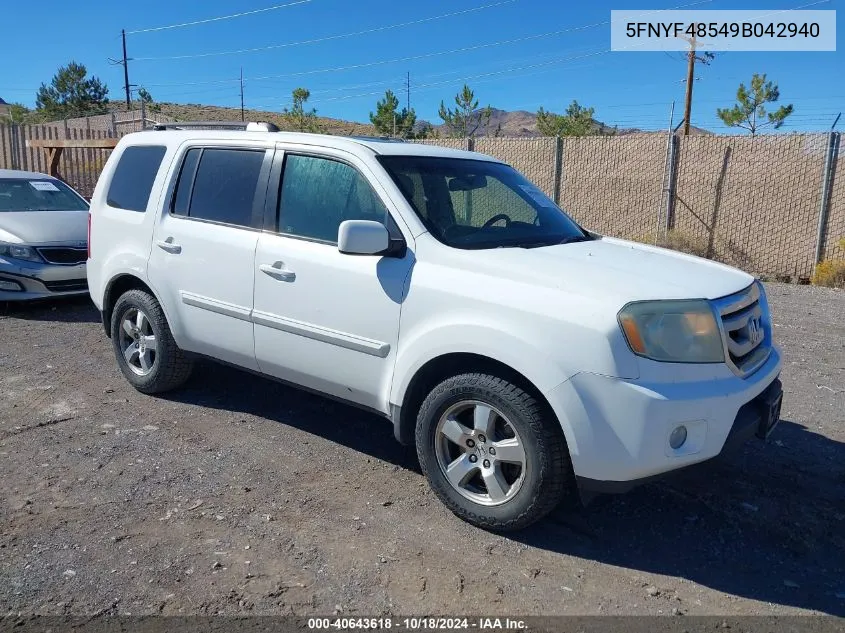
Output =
[
  {"x1": 110, "y1": 289, "x2": 193, "y2": 394},
  {"x1": 415, "y1": 373, "x2": 572, "y2": 531}
]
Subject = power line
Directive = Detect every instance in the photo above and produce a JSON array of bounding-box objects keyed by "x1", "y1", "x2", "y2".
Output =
[
  {"x1": 126, "y1": 0, "x2": 313, "y2": 35},
  {"x1": 136, "y1": 0, "x2": 718, "y2": 106},
  {"x1": 132, "y1": 0, "x2": 519, "y2": 61},
  {"x1": 136, "y1": 0, "x2": 713, "y2": 84},
  {"x1": 307, "y1": 50, "x2": 613, "y2": 105},
  {"x1": 140, "y1": 25, "x2": 605, "y2": 88},
  {"x1": 241, "y1": 48, "x2": 600, "y2": 107}
]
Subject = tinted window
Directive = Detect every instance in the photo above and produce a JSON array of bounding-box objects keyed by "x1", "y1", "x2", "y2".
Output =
[
  {"x1": 279, "y1": 154, "x2": 388, "y2": 242},
  {"x1": 107, "y1": 145, "x2": 166, "y2": 212},
  {"x1": 0, "y1": 179, "x2": 88, "y2": 212},
  {"x1": 378, "y1": 155, "x2": 589, "y2": 250},
  {"x1": 171, "y1": 148, "x2": 200, "y2": 216},
  {"x1": 186, "y1": 149, "x2": 265, "y2": 227}
]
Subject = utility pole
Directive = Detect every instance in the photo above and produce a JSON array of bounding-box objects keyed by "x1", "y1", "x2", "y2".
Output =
[
  {"x1": 682, "y1": 36, "x2": 696, "y2": 136},
  {"x1": 239, "y1": 67, "x2": 245, "y2": 122},
  {"x1": 122, "y1": 29, "x2": 131, "y2": 109},
  {"x1": 406, "y1": 71, "x2": 410, "y2": 112}
]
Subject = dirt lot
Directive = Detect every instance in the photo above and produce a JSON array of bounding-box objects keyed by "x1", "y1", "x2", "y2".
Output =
[{"x1": 1, "y1": 283, "x2": 843, "y2": 618}]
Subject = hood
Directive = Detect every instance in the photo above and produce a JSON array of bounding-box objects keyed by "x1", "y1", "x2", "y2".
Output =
[
  {"x1": 460, "y1": 236, "x2": 754, "y2": 303},
  {"x1": 0, "y1": 210, "x2": 88, "y2": 245}
]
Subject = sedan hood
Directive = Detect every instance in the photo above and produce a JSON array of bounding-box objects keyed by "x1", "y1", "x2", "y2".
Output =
[
  {"x1": 0, "y1": 210, "x2": 88, "y2": 245},
  {"x1": 464, "y1": 236, "x2": 754, "y2": 303}
]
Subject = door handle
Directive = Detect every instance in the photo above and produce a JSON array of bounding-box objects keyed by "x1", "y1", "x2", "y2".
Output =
[
  {"x1": 156, "y1": 239, "x2": 182, "y2": 254},
  {"x1": 260, "y1": 262, "x2": 296, "y2": 282}
]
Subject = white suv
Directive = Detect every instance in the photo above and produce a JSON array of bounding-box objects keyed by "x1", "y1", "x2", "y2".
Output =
[{"x1": 87, "y1": 122, "x2": 783, "y2": 530}]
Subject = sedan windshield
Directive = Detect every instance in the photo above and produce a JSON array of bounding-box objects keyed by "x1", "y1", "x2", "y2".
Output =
[
  {"x1": 378, "y1": 155, "x2": 590, "y2": 249},
  {"x1": 0, "y1": 178, "x2": 88, "y2": 212}
]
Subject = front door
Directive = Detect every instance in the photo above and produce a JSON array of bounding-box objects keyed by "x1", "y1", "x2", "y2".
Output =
[{"x1": 253, "y1": 149, "x2": 414, "y2": 412}]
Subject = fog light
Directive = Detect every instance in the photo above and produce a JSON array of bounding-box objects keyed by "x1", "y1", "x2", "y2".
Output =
[
  {"x1": 669, "y1": 425, "x2": 688, "y2": 450},
  {"x1": 0, "y1": 279, "x2": 23, "y2": 291}
]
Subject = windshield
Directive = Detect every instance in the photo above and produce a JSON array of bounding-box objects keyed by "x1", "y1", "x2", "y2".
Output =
[
  {"x1": 0, "y1": 178, "x2": 89, "y2": 212},
  {"x1": 378, "y1": 155, "x2": 590, "y2": 249}
]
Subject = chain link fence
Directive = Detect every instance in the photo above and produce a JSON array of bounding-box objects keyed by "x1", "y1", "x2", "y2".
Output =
[
  {"x1": 0, "y1": 115, "x2": 841, "y2": 280},
  {"x1": 415, "y1": 131, "x2": 842, "y2": 281}
]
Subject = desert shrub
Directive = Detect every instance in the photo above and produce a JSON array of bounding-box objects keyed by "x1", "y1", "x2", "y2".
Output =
[
  {"x1": 812, "y1": 261, "x2": 845, "y2": 288},
  {"x1": 812, "y1": 238, "x2": 845, "y2": 288}
]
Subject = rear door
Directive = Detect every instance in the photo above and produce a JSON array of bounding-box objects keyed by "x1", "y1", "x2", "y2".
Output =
[{"x1": 148, "y1": 141, "x2": 273, "y2": 371}]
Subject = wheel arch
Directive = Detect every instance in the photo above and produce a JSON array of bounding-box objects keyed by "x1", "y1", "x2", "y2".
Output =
[
  {"x1": 392, "y1": 351, "x2": 570, "y2": 452},
  {"x1": 102, "y1": 274, "x2": 170, "y2": 339}
]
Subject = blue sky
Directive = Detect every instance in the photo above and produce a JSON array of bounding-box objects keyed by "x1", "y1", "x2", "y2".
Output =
[{"x1": 1, "y1": 0, "x2": 842, "y2": 132}]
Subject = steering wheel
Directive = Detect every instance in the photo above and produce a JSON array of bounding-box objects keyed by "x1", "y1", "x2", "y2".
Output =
[{"x1": 482, "y1": 213, "x2": 512, "y2": 228}]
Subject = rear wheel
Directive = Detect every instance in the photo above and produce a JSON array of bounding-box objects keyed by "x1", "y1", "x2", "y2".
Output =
[
  {"x1": 416, "y1": 373, "x2": 572, "y2": 531},
  {"x1": 110, "y1": 289, "x2": 193, "y2": 393}
]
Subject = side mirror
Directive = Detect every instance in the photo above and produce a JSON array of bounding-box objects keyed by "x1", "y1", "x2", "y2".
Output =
[{"x1": 337, "y1": 220, "x2": 390, "y2": 256}]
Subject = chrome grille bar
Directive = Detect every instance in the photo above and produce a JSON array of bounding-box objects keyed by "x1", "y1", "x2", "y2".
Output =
[{"x1": 712, "y1": 282, "x2": 771, "y2": 378}]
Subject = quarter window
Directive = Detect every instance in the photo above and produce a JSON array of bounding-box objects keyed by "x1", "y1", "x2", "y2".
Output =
[
  {"x1": 106, "y1": 145, "x2": 166, "y2": 212},
  {"x1": 278, "y1": 154, "x2": 388, "y2": 242}
]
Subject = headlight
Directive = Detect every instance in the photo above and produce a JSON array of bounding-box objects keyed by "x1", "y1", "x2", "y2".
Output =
[
  {"x1": 0, "y1": 242, "x2": 42, "y2": 263},
  {"x1": 618, "y1": 299, "x2": 725, "y2": 363}
]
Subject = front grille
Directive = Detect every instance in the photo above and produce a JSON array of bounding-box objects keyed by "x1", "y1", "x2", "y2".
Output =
[
  {"x1": 36, "y1": 247, "x2": 87, "y2": 265},
  {"x1": 713, "y1": 283, "x2": 771, "y2": 377},
  {"x1": 43, "y1": 279, "x2": 88, "y2": 292}
]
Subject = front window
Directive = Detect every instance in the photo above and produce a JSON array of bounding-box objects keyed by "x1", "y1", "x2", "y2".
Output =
[
  {"x1": 278, "y1": 154, "x2": 389, "y2": 243},
  {"x1": 378, "y1": 156, "x2": 589, "y2": 249},
  {"x1": 0, "y1": 178, "x2": 88, "y2": 212}
]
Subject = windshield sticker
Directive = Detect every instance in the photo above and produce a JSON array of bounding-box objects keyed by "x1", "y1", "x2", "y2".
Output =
[
  {"x1": 519, "y1": 184, "x2": 555, "y2": 207},
  {"x1": 30, "y1": 181, "x2": 61, "y2": 192}
]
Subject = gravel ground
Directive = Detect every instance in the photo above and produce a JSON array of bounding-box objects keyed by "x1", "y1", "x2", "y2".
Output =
[{"x1": 0, "y1": 283, "x2": 843, "y2": 617}]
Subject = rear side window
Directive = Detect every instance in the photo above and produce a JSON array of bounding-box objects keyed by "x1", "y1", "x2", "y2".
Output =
[
  {"x1": 172, "y1": 148, "x2": 265, "y2": 228},
  {"x1": 106, "y1": 145, "x2": 166, "y2": 211}
]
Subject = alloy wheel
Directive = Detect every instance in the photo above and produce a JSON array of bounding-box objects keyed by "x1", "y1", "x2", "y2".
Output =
[{"x1": 434, "y1": 400, "x2": 527, "y2": 507}]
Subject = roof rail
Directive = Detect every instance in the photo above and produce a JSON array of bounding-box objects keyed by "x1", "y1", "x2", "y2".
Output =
[
  {"x1": 151, "y1": 121, "x2": 280, "y2": 132},
  {"x1": 347, "y1": 135, "x2": 407, "y2": 143}
]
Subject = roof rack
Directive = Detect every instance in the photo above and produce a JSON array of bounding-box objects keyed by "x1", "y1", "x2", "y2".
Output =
[
  {"x1": 152, "y1": 121, "x2": 280, "y2": 132},
  {"x1": 347, "y1": 135, "x2": 407, "y2": 143}
]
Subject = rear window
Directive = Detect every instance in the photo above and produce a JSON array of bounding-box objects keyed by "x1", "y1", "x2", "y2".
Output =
[
  {"x1": 106, "y1": 145, "x2": 166, "y2": 212},
  {"x1": 0, "y1": 178, "x2": 88, "y2": 212}
]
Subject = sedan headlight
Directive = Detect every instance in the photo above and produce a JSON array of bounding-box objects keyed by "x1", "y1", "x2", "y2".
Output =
[
  {"x1": 618, "y1": 299, "x2": 725, "y2": 363},
  {"x1": 0, "y1": 242, "x2": 43, "y2": 263}
]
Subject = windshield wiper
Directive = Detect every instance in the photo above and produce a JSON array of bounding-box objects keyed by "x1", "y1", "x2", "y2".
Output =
[
  {"x1": 504, "y1": 234, "x2": 594, "y2": 249},
  {"x1": 557, "y1": 234, "x2": 593, "y2": 245}
]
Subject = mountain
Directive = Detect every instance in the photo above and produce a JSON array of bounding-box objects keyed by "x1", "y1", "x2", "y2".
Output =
[
  {"x1": 418, "y1": 107, "x2": 711, "y2": 137},
  {"x1": 128, "y1": 102, "x2": 710, "y2": 137}
]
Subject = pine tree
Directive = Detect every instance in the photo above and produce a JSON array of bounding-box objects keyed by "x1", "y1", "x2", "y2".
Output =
[
  {"x1": 369, "y1": 90, "x2": 417, "y2": 138},
  {"x1": 536, "y1": 101, "x2": 597, "y2": 137},
  {"x1": 716, "y1": 74, "x2": 793, "y2": 136},
  {"x1": 35, "y1": 62, "x2": 109, "y2": 120},
  {"x1": 438, "y1": 85, "x2": 492, "y2": 138},
  {"x1": 283, "y1": 88, "x2": 321, "y2": 133}
]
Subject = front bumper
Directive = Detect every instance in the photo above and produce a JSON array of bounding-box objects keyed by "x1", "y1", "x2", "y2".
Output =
[
  {"x1": 0, "y1": 259, "x2": 88, "y2": 301},
  {"x1": 545, "y1": 346, "x2": 783, "y2": 491}
]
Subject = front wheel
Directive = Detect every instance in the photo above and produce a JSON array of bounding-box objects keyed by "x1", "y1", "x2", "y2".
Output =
[
  {"x1": 415, "y1": 373, "x2": 572, "y2": 531},
  {"x1": 110, "y1": 289, "x2": 194, "y2": 394}
]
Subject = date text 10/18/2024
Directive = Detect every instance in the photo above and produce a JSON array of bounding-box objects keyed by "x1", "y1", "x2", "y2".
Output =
[{"x1": 307, "y1": 617, "x2": 528, "y2": 631}]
